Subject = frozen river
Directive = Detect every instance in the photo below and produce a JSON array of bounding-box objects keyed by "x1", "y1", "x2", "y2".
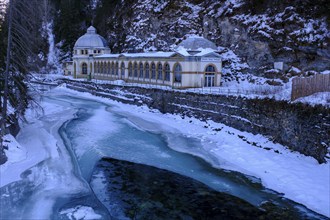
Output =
[{"x1": 0, "y1": 85, "x2": 327, "y2": 219}]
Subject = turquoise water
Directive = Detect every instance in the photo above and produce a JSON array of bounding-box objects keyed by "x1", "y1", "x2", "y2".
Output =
[{"x1": 0, "y1": 88, "x2": 326, "y2": 219}]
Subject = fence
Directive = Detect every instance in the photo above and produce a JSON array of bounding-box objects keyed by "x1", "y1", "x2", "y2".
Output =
[
  {"x1": 90, "y1": 78, "x2": 287, "y2": 98},
  {"x1": 291, "y1": 74, "x2": 330, "y2": 101}
]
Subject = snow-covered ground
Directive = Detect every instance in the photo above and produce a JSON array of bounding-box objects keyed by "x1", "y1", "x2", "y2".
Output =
[
  {"x1": 39, "y1": 86, "x2": 330, "y2": 217},
  {"x1": 2, "y1": 79, "x2": 329, "y2": 218},
  {"x1": 39, "y1": 73, "x2": 330, "y2": 108},
  {"x1": 31, "y1": 73, "x2": 330, "y2": 107},
  {"x1": 294, "y1": 92, "x2": 330, "y2": 107},
  {"x1": 0, "y1": 88, "x2": 102, "y2": 219}
]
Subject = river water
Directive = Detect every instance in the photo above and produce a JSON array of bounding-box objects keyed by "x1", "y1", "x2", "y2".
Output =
[{"x1": 0, "y1": 86, "x2": 326, "y2": 219}]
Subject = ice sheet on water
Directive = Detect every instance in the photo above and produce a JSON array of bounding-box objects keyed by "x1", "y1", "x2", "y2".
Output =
[{"x1": 68, "y1": 107, "x2": 121, "y2": 158}]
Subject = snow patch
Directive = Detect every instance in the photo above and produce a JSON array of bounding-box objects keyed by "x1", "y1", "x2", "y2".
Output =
[{"x1": 60, "y1": 206, "x2": 102, "y2": 220}]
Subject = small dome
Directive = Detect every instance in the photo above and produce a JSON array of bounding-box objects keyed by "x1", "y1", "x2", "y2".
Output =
[
  {"x1": 176, "y1": 35, "x2": 217, "y2": 51},
  {"x1": 87, "y1": 26, "x2": 96, "y2": 34},
  {"x1": 74, "y1": 26, "x2": 108, "y2": 48}
]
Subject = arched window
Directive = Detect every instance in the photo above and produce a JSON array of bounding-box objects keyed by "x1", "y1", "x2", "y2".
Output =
[
  {"x1": 204, "y1": 65, "x2": 216, "y2": 87},
  {"x1": 134, "y1": 62, "x2": 138, "y2": 77},
  {"x1": 82, "y1": 63, "x2": 87, "y2": 74},
  {"x1": 174, "y1": 64, "x2": 182, "y2": 83},
  {"x1": 128, "y1": 62, "x2": 133, "y2": 77},
  {"x1": 145, "y1": 63, "x2": 150, "y2": 79},
  {"x1": 121, "y1": 62, "x2": 125, "y2": 77},
  {"x1": 111, "y1": 62, "x2": 115, "y2": 75},
  {"x1": 206, "y1": 65, "x2": 216, "y2": 72},
  {"x1": 115, "y1": 62, "x2": 119, "y2": 75},
  {"x1": 165, "y1": 63, "x2": 170, "y2": 81},
  {"x1": 100, "y1": 62, "x2": 104, "y2": 74},
  {"x1": 107, "y1": 62, "x2": 111, "y2": 74},
  {"x1": 139, "y1": 62, "x2": 144, "y2": 78},
  {"x1": 151, "y1": 63, "x2": 156, "y2": 79},
  {"x1": 157, "y1": 63, "x2": 163, "y2": 80},
  {"x1": 95, "y1": 62, "x2": 98, "y2": 73}
]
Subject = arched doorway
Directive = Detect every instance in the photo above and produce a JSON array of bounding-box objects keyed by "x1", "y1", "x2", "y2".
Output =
[
  {"x1": 121, "y1": 62, "x2": 125, "y2": 78},
  {"x1": 204, "y1": 65, "x2": 216, "y2": 87},
  {"x1": 164, "y1": 63, "x2": 170, "y2": 81},
  {"x1": 82, "y1": 63, "x2": 88, "y2": 75},
  {"x1": 174, "y1": 63, "x2": 182, "y2": 83}
]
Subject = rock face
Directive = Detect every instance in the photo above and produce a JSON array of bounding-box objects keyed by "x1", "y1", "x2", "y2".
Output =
[
  {"x1": 60, "y1": 79, "x2": 330, "y2": 163},
  {"x1": 88, "y1": 0, "x2": 330, "y2": 77}
]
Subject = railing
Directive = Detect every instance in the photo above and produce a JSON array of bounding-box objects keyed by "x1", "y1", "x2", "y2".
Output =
[
  {"x1": 291, "y1": 74, "x2": 330, "y2": 101},
  {"x1": 90, "y1": 77, "x2": 288, "y2": 98}
]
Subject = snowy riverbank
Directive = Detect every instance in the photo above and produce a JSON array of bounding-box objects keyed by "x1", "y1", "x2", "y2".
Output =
[
  {"x1": 0, "y1": 88, "x2": 103, "y2": 219},
  {"x1": 1, "y1": 85, "x2": 329, "y2": 218},
  {"x1": 57, "y1": 86, "x2": 329, "y2": 217}
]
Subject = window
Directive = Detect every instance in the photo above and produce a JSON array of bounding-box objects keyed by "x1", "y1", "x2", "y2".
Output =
[
  {"x1": 204, "y1": 65, "x2": 216, "y2": 87},
  {"x1": 157, "y1": 63, "x2": 163, "y2": 80},
  {"x1": 151, "y1": 63, "x2": 156, "y2": 79},
  {"x1": 121, "y1": 62, "x2": 125, "y2": 76},
  {"x1": 165, "y1": 63, "x2": 170, "y2": 81},
  {"x1": 174, "y1": 64, "x2": 182, "y2": 83},
  {"x1": 100, "y1": 62, "x2": 103, "y2": 74},
  {"x1": 206, "y1": 65, "x2": 216, "y2": 72},
  {"x1": 128, "y1": 63, "x2": 133, "y2": 77},
  {"x1": 115, "y1": 62, "x2": 119, "y2": 75},
  {"x1": 84, "y1": 50, "x2": 88, "y2": 54},
  {"x1": 108, "y1": 62, "x2": 111, "y2": 74},
  {"x1": 139, "y1": 63, "x2": 144, "y2": 78},
  {"x1": 134, "y1": 62, "x2": 138, "y2": 77},
  {"x1": 111, "y1": 62, "x2": 115, "y2": 75},
  {"x1": 145, "y1": 63, "x2": 150, "y2": 79},
  {"x1": 82, "y1": 63, "x2": 87, "y2": 74}
]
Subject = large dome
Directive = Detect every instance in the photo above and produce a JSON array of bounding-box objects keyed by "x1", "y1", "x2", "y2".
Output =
[
  {"x1": 74, "y1": 26, "x2": 109, "y2": 48},
  {"x1": 176, "y1": 35, "x2": 217, "y2": 51}
]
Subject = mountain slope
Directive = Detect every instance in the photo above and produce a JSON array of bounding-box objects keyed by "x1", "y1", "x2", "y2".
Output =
[{"x1": 53, "y1": 0, "x2": 330, "y2": 79}]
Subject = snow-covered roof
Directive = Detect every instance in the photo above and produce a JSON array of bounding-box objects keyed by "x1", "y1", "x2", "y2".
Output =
[
  {"x1": 96, "y1": 54, "x2": 120, "y2": 58},
  {"x1": 74, "y1": 26, "x2": 109, "y2": 49},
  {"x1": 176, "y1": 35, "x2": 218, "y2": 51},
  {"x1": 176, "y1": 46, "x2": 221, "y2": 58},
  {"x1": 94, "y1": 50, "x2": 220, "y2": 60},
  {"x1": 120, "y1": 52, "x2": 177, "y2": 58}
]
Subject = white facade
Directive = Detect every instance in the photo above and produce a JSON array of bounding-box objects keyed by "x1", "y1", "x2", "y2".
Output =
[{"x1": 68, "y1": 26, "x2": 222, "y2": 88}]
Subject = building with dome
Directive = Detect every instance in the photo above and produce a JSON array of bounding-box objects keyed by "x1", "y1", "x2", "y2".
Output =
[{"x1": 64, "y1": 26, "x2": 222, "y2": 88}]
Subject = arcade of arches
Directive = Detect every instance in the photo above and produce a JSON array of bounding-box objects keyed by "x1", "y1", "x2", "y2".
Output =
[{"x1": 77, "y1": 60, "x2": 219, "y2": 87}]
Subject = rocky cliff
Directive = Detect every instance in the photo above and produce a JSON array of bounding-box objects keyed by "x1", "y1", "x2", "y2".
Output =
[{"x1": 86, "y1": 0, "x2": 330, "y2": 80}]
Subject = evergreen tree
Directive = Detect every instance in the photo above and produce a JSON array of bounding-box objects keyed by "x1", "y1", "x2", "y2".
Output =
[
  {"x1": 53, "y1": 0, "x2": 92, "y2": 61},
  {"x1": 0, "y1": 0, "x2": 48, "y2": 164}
]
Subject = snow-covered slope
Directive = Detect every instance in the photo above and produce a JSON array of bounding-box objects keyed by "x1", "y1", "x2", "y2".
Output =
[{"x1": 89, "y1": 0, "x2": 329, "y2": 80}]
